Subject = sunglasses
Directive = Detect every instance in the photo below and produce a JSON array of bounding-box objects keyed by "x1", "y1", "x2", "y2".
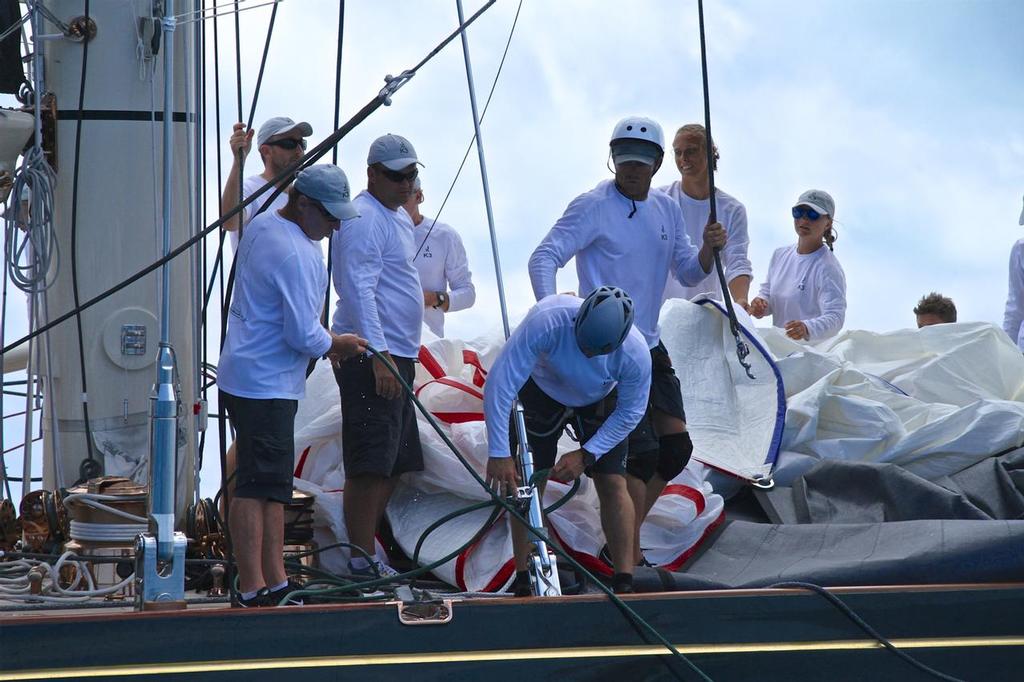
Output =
[
  {"x1": 265, "y1": 137, "x2": 307, "y2": 151},
  {"x1": 379, "y1": 167, "x2": 419, "y2": 183},
  {"x1": 791, "y1": 206, "x2": 823, "y2": 221}
]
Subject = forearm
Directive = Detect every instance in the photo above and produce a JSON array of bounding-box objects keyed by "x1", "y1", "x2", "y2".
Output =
[{"x1": 728, "y1": 274, "x2": 752, "y2": 302}]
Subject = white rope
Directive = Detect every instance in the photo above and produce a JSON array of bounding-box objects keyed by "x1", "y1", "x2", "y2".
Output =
[
  {"x1": 63, "y1": 492, "x2": 148, "y2": 524},
  {"x1": 174, "y1": 0, "x2": 282, "y2": 26},
  {"x1": 69, "y1": 520, "x2": 148, "y2": 543},
  {"x1": 0, "y1": 551, "x2": 134, "y2": 602}
]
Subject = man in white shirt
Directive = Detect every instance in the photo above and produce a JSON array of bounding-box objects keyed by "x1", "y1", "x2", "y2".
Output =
[
  {"x1": 660, "y1": 124, "x2": 753, "y2": 308},
  {"x1": 528, "y1": 116, "x2": 726, "y2": 566},
  {"x1": 218, "y1": 164, "x2": 367, "y2": 607},
  {"x1": 402, "y1": 177, "x2": 476, "y2": 337},
  {"x1": 219, "y1": 116, "x2": 312, "y2": 250},
  {"x1": 331, "y1": 134, "x2": 425, "y2": 578},
  {"x1": 484, "y1": 288, "x2": 651, "y2": 595}
]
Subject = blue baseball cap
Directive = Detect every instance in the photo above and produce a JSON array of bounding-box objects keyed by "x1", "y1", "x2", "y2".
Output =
[
  {"x1": 367, "y1": 134, "x2": 423, "y2": 171},
  {"x1": 294, "y1": 165, "x2": 359, "y2": 220}
]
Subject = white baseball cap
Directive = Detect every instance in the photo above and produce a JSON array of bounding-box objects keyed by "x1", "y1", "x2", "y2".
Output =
[
  {"x1": 257, "y1": 116, "x2": 312, "y2": 147},
  {"x1": 794, "y1": 189, "x2": 835, "y2": 217}
]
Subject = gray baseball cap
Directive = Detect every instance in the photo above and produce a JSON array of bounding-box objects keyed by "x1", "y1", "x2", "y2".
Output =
[
  {"x1": 257, "y1": 116, "x2": 312, "y2": 147},
  {"x1": 294, "y1": 165, "x2": 359, "y2": 221},
  {"x1": 794, "y1": 189, "x2": 835, "y2": 217},
  {"x1": 367, "y1": 133, "x2": 423, "y2": 171}
]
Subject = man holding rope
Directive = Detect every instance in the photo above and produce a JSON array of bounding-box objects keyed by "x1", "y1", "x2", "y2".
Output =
[
  {"x1": 484, "y1": 288, "x2": 650, "y2": 595},
  {"x1": 331, "y1": 134, "x2": 426, "y2": 579},
  {"x1": 218, "y1": 165, "x2": 366, "y2": 607},
  {"x1": 528, "y1": 117, "x2": 727, "y2": 567}
]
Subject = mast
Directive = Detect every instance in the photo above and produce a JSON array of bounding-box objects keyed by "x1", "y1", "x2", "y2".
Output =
[{"x1": 39, "y1": 1, "x2": 198, "y2": 520}]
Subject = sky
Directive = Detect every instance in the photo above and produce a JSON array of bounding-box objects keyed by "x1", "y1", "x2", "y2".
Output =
[
  {"x1": 203, "y1": 0, "x2": 1024, "y2": 340},
  {"x1": 2, "y1": 0, "x2": 1023, "y2": 499}
]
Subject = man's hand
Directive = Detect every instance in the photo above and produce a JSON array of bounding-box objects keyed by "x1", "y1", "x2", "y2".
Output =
[
  {"x1": 702, "y1": 220, "x2": 727, "y2": 250},
  {"x1": 423, "y1": 290, "x2": 439, "y2": 308},
  {"x1": 551, "y1": 448, "x2": 588, "y2": 481},
  {"x1": 372, "y1": 352, "x2": 403, "y2": 400},
  {"x1": 326, "y1": 333, "x2": 367, "y2": 363},
  {"x1": 748, "y1": 297, "x2": 769, "y2": 318},
  {"x1": 785, "y1": 320, "x2": 809, "y2": 340},
  {"x1": 486, "y1": 456, "x2": 521, "y2": 496},
  {"x1": 229, "y1": 122, "x2": 253, "y2": 161}
]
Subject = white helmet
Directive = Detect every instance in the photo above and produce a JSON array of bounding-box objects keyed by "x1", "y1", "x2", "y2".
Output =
[{"x1": 610, "y1": 116, "x2": 665, "y2": 153}]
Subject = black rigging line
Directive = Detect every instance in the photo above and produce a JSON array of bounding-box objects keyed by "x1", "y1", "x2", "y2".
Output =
[
  {"x1": 322, "y1": 0, "x2": 345, "y2": 329},
  {"x1": 216, "y1": 0, "x2": 278, "y2": 361},
  {"x1": 1, "y1": 0, "x2": 499, "y2": 357},
  {"x1": 696, "y1": 0, "x2": 754, "y2": 381},
  {"x1": 67, "y1": 0, "x2": 99, "y2": 478},
  {"x1": 412, "y1": 0, "x2": 523, "y2": 263},
  {"x1": 196, "y1": 0, "x2": 210, "y2": 470},
  {"x1": 212, "y1": 0, "x2": 236, "y2": 609}
]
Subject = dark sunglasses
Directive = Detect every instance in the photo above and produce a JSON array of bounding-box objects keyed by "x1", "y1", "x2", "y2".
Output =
[
  {"x1": 265, "y1": 137, "x2": 307, "y2": 151},
  {"x1": 379, "y1": 167, "x2": 418, "y2": 183},
  {"x1": 791, "y1": 206, "x2": 823, "y2": 221}
]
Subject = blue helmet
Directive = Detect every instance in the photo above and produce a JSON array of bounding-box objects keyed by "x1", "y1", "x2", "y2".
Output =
[{"x1": 575, "y1": 287, "x2": 635, "y2": 357}]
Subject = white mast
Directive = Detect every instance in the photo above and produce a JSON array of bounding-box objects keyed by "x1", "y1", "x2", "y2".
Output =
[{"x1": 39, "y1": 1, "x2": 197, "y2": 518}]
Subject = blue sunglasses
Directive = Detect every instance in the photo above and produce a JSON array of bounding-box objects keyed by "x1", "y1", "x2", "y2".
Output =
[{"x1": 792, "y1": 206, "x2": 823, "y2": 221}]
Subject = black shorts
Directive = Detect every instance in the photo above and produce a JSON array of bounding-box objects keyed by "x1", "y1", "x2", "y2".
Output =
[
  {"x1": 508, "y1": 378, "x2": 631, "y2": 477},
  {"x1": 335, "y1": 354, "x2": 424, "y2": 478},
  {"x1": 624, "y1": 342, "x2": 686, "y2": 481},
  {"x1": 649, "y1": 341, "x2": 686, "y2": 421},
  {"x1": 221, "y1": 391, "x2": 298, "y2": 504}
]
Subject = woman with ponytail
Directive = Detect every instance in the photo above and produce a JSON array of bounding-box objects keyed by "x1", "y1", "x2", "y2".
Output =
[{"x1": 749, "y1": 189, "x2": 846, "y2": 341}]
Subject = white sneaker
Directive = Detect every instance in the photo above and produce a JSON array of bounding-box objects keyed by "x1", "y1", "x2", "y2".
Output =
[{"x1": 349, "y1": 559, "x2": 401, "y2": 580}]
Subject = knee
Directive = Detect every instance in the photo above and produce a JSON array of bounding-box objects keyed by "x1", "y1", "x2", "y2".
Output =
[
  {"x1": 655, "y1": 432, "x2": 693, "y2": 482},
  {"x1": 592, "y1": 473, "x2": 627, "y2": 499}
]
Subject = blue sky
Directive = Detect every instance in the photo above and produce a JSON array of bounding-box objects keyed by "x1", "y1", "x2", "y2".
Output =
[
  {"x1": 2, "y1": 0, "x2": 1023, "y2": 498},
  {"x1": 212, "y1": 0, "x2": 1022, "y2": 340}
]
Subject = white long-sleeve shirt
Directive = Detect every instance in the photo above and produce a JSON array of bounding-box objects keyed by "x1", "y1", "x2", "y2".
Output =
[
  {"x1": 528, "y1": 179, "x2": 707, "y2": 349},
  {"x1": 331, "y1": 191, "x2": 423, "y2": 359},
  {"x1": 659, "y1": 183, "x2": 752, "y2": 302},
  {"x1": 228, "y1": 174, "x2": 289, "y2": 251},
  {"x1": 484, "y1": 295, "x2": 651, "y2": 460},
  {"x1": 412, "y1": 216, "x2": 476, "y2": 337},
  {"x1": 757, "y1": 244, "x2": 847, "y2": 341},
  {"x1": 1002, "y1": 239, "x2": 1024, "y2": 349},
  {"x1": 218, "y1": 211, "x2": 332, "y2": 399}
]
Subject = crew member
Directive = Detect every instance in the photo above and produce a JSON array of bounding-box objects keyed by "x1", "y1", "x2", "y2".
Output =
[
  {"x1": 218, "y1": 164, "x2": 366, "y2": 607},
  {"x1": 914, "y1": 292, "x2": 957, "y2": 328},
  {"x1": 528, "y1": 116, "x2": 727, "y2": 565},
  {"x1": 331, "y1": 134, "x2": 425, "y2": 578},
  {"x1": 749, "y1": 189, "x2": 847, "y2": 341},
  {"x1": 484, "y1": 287, "x2": 650, "y2": 595},
  {"x1": 660, "y1": 124, "x2": 752, "y2": 308},
  {"x1": 403, "y1": 177, "x2": 476, "y2": 337},
  {"x1": 220, "y1": 116, "x2": 312, "y2": 250}
]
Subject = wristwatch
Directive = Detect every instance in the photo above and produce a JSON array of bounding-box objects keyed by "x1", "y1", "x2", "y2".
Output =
[
  {"x1": 433, "y1": 291, "x2": 448, "y2": 310},
  {"x1": 580, "y1": 449, "x2": 596, "y2": 468}
]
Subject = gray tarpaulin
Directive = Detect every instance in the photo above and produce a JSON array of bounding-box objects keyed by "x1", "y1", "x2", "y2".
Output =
[{"x1": 647, "y1": 450, "x2": 1024, "y2": 590}]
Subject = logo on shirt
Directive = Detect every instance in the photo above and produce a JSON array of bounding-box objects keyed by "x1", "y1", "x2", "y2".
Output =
[
  {"x1": 423, "y1": 245, "x2": 433, "y2": 258},
  {"x1": 797, "y1": 276, "x2": 807, "y2": 292},
  {"x1": 660, "y1": 225, "x2": 668, "y2": 241}
]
